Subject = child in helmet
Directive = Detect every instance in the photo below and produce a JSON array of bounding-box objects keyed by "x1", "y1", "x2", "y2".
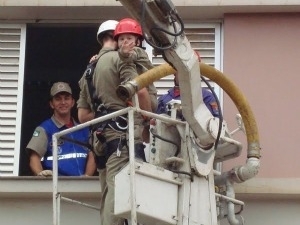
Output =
[{"x1": 113, "y1": 18, "x2": 158, "y2": 113}]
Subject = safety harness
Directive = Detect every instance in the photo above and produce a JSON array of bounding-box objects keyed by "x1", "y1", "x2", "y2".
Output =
[{"x1": 83, "y1": 53, "x2": 128, "y2": 168}]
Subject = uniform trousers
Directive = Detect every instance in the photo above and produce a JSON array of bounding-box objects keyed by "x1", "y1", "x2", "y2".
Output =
[{"x1": 100, "y1": 145, "x2": 129, "y2": 225}]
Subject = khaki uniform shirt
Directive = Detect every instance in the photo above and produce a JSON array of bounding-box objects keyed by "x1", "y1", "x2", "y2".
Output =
[
  {"x1": 119, "y1": 47, "x2": 158, "y2": 111},
  {"x1": 78, "y1": 47, "x2": 144, "y2": 144},
  {"x1": 78, "y1": 73, "x2": 93, "y2": 111}
]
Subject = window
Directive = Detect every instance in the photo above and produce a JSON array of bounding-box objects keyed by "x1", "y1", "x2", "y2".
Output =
[
  {"x1": 150, "y1": 23, "x2": 222, "y2": 101},
  {"x1": 0, "y1": 22, "x2": 222, "y2": 176},
  {"x1": 19, "y1": 25, "x2": 99, "y2": 176}
]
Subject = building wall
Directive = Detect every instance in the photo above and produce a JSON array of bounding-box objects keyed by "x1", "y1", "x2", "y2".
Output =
[
  {"x1": 0, "y1": 198, "x2": 99, "y2": 225},
  {"x1": 220, "y1": 198, "x2": 300, "y2": 225},
  {"x1": 222, "y1": 13, "x2": 300, "y2": 178},
  {"x1": 2, "y1": 198, "x2": 299, "y2": 225},
  {"x1": 1, "y1": 7, "x2": 300, "y2": 225},
  {"x1": 220, "y1": 14, "x2": 300, "y2": 224},
  {"x1": 0, "y1": 177, "x2": 101, "y2": 225}
]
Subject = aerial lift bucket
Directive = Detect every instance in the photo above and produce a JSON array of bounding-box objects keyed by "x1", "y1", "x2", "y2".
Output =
[{"x1": 115, "y1": 161, "x2": 181, "y2": 225}]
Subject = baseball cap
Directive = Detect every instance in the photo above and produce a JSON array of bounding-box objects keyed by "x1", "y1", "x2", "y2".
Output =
[{"x1": 50, "y1": 82, "x2": 72, "y2": 97}]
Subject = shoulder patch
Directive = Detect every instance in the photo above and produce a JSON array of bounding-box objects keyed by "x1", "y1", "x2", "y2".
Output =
[{"x1": 33, "y1": 130, "x2": 40, "y2": 137}]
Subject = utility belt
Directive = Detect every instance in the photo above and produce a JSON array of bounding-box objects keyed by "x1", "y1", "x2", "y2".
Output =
[
  {"x1": 95, "y1": 140, "x2": 146, "y2": 170},
  {"x1": 92, "y1": 104, "x2": 129, "y2": 169},
  {"x1": 92, "y1": 104, "x2": 128, "y2": 139},
  {"x1": 95, "y1": 138, "x2": 127, "y2": 169}
]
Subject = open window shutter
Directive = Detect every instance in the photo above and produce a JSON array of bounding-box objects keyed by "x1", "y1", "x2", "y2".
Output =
[
  {"x1": 0, "y1": 24, "x2": 26, "y2": 176},
  {"x1": 151, "y1": 25, "x2": 219, "y2": 96}
]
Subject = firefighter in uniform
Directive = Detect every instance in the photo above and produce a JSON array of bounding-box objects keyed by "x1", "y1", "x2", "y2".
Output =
[{"x1": 77, "y1": 19, "x2": 152, "y2": 225}]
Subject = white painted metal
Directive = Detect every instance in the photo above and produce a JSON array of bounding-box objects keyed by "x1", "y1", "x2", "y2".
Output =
[
  {"x1": 188, "y1": 172, "x2": 218, "y2": 225},
  {"x1": 52, "y1": 134, "x2": 59, "y2": 225},
  {"x1": 52, "y1": 108, "x2": 131, "y2": 225},
  {"x1": 49, "y1": 103, "x2": 252, "y2": 225},
  {"x1": 61, "y1": 196, "x2": 100, "y2": 211},
  {"x1": 149, "y1": 117, "x2": 182, "y2": 167},
  {"x1": 214, "y1": 193, "x2": 244, "y2": 206},
  {"x1": 128, "y1": 108, "x2": 138, "y2": 225},
  {"x1": 115, "y1": 162, "x2": 180, "y2": 225}
]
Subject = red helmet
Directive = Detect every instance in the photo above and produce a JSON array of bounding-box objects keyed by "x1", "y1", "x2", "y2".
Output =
[{"x1": 114, "y1": 18, "x2": 143, "y2": 40}]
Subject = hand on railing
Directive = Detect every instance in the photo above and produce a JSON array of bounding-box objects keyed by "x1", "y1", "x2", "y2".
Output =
[{"x1": 37, "y1": 170, "x2": 53, "y2": 177}]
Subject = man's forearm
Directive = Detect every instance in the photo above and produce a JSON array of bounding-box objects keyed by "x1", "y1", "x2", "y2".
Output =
[
  {"x1": 137, "y1": 88, "x2": 152, "y2": 112},
  {"x1": 84, "y1": 152, "x2": 96, "y2": 176},
  {"x1": 78, "y1": 108, "x2": 95, "y2": 123},
  {"x1": 29, "y1": 152, "x2": 44, "y2": 175}
]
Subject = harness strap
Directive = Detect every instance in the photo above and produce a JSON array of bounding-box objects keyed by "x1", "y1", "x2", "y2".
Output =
[
  {"x1": 104, "y1": 138, "x2": 127, "y2": 160},
  {"x1": 59, "y1": 135, "x2": 91, "y2": 150},
  {"x1": 85, "y1": 59, "x2": 100, "y2": 113},
  {"x1": 84, "y1": 50, "x2": 109, "y2": 113},
  {"x1": 94, "y1": 117, "x2": 128, "y2": 144},
  {"x1": 94, "y1": 137, "x2": 127, "y2": 170}
]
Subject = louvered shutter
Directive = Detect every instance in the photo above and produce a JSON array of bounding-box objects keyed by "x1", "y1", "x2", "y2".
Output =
[
  {"x1": 151, "y1": 23, "x2": 221, "y2": 97},
  {"x1": 0, "y1": 24, "x2": 26, "y2": 176}
]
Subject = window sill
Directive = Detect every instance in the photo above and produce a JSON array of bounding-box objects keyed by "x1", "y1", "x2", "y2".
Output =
[
  {"x1": 0, "y1": 176, "x2": 101, "y2": 199},
  {"x1": 235, "y1": 178, "x2": 300, "y2": 200},
  {"x1": 2, "y1": 177, "x2": 299, "y2": 200}
]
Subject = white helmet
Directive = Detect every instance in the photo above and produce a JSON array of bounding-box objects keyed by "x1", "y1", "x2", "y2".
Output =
[{"x1": 97, "y1": 20, "x2": 119, "y2": 44}]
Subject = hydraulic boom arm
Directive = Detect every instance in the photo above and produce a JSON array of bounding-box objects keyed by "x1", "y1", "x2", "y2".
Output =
[
  {"x1": 119, "y1": 0, "x2": 216, "y2": 146},
  {"x1": 116, "y1": 1, "x2": 261, "y2": 225}
]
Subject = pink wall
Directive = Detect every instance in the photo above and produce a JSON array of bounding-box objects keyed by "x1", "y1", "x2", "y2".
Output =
[{"x1": 222, "y1": 13, "x2": 300, "y2": 178}]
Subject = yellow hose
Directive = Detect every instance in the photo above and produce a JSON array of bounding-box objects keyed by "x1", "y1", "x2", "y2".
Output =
[
  {"x1": 118, "y1": 63, "x2": 261, "y2": 158},
  {"x1": 132, "y1": 63, "x2": 176, "y2": 88},
  {"x1": 199, "y1": 63, "x2": 261, "y2": 158}
]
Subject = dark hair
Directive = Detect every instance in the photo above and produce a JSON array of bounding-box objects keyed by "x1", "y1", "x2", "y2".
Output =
[{"x1": 100, "y1": 31, "x2": 114, "y2": 45}]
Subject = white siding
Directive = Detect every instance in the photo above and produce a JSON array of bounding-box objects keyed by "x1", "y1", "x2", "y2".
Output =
[{"x1": 0, "y1": 24, "x2": 26, "y2": 176}]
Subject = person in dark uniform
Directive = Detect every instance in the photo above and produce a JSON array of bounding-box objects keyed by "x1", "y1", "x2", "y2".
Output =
[{"x1": 157, "y1": 52, "x2": 220, "y2": 118}]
